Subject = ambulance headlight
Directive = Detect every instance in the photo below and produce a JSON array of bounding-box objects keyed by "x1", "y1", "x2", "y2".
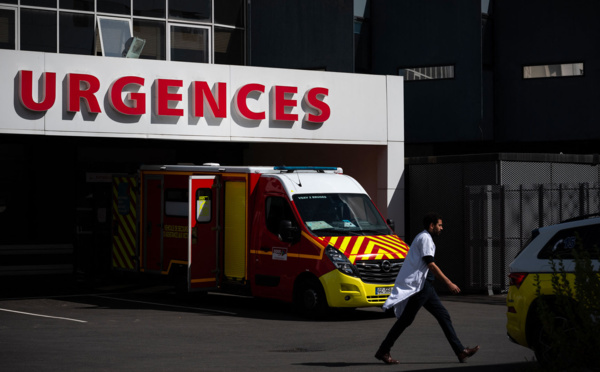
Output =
[{"x1": 325, "y1": 246, "x2": 359, "y2": 277}]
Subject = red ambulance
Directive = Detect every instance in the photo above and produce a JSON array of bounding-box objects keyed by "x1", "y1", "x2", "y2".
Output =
[{"x1": 112, "y1": 164, "x2": 409, "y2": 312}]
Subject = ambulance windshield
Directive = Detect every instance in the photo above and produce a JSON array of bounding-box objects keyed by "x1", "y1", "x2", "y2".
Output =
[{"x1": 293, "y1": 193, "x2": 391, "y2": 237}]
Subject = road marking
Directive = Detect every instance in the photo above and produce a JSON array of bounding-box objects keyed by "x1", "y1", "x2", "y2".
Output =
[
  {"x1": 0, "y1": 308, "x2": 87, "y2": 323},
  {"x1": 94, "y1": 295, "x2": 238, "y2": 316}
]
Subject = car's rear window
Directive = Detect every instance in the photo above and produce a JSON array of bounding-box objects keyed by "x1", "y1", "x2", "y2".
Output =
[{"x1": 537, "y1": 224, "x2": 600, "y2": 259}]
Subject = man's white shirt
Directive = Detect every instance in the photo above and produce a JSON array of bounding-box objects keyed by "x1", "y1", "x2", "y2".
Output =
[{"x1": 382, "y1": 229, "x2": 436, "y2": 318}]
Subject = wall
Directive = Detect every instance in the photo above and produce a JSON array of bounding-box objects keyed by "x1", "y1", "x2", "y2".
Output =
[
  {"x1": 494, "y1": 0, "x2": 600, "y2": 143},
  {"x1": 370, "y1": 0, "x2": 485, "y2": 143},
  {"x1": 248, "y1": 0, "x2": 354, "y2": 72}
]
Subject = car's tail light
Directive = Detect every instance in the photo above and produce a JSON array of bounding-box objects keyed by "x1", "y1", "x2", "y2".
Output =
[{"x1": 508, "y1": 272, "x2": 528, "y2": 289}]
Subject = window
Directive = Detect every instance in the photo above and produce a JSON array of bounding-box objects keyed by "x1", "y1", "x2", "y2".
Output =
[
  {"x1": 21, "y1": 9, "x2": 56, "y2": 52},
  {"x1": 97, "y1": 16, "x2": 132, "y2": 57},
  {"x1": 169, "y1": 0, "x2": 211, "y2": 22},
  {"x1": 60, "y1": 0, "x2": 94, "y2": 11},
  {"x1": 214, "y1": 26, "x2": 243, "y2": 65},
  {"x1": 538, "y1": 225, "x2": 600, "y2": 259},
  {"x1": 195, "y1": 188, "x2": 211, "y2": 223},
  {"x1": 215, "y1": 0, "x2": 243, "y2": 27},
  {"x1": 165, "y1": 189, "x2": 188, "y2": 217},
  {"x1": 133, "y1": 0, "x2": 165, "y2": 18},
  {"x1": 265, "y1": 197, "x2": 296, "y2": 235},
  {"x1": 399, "y1": 65, "x2": 455, "y2": 81},
  {"x1": 21, "y1": 0, "x2": 56, "y2": 7},
  {"x1": 7, "y1": 1, "x2": 245, "y2": 63},
  {"x1": 133, "y1": 19, "x2": 165, "y2": 60},
  {"x1": 0, "y1": 7, "x2": 16, "y2": 50},
  {"x1": 97, "y1": 0, "x2": 130, "y2": 15},
  {"x1": 170, "y1": 24, "x2": 209, "y2": 63},
  {"x1": 523, "y1": 63, "x2": 584, "y2": 79},
  {"x1": 293, "y1": 193, "x2": 390, "y2": 237},
  {"x1": 60, "y1": 12, "x2": 95, "y2": 55}
]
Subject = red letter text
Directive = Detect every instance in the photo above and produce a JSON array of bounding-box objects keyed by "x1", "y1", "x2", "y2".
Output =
[
  {"x1": 109, "y1": 76, "x2": 146, "y2": 115},
  {"x1": 67, "y1": 73, "x2": 101, "y2": 113},
  {"x1": 304, "y1": 87, "x2": 330, "y2": 123},
  {"x1": 273, "y1": 85, "x2": 298, "y2": 121},
  {"x1": 235, "y1": 83, "x2": 265, "y2": 120},
  {"x1": 194, "y1": 82, "x2": 227, "y2": 118},
  {"x1": 156, "y1": 79, "x2": 184, "y2": 117},
  {"x1": 19, "y1": 70, "x2": 56, "y2": 112}
]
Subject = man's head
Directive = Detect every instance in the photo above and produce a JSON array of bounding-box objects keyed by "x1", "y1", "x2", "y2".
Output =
[{"x1": 423, "y1": 212, "x2": 443, "y2": 236}]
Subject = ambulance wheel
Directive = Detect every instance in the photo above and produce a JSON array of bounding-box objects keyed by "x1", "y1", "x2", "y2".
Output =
[{"x1": 294, "y1": 276, "x2": 327, "y2": 317}]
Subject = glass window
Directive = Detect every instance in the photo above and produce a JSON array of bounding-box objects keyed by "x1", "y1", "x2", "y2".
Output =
[
  {"x1": 133, "y1": 0, "x2": 165, "y2": 18},
  {"x1": 0, "y1": 1, "x2": 17, "y2": 4},
  {"x1": 60, "y1": 12, "x2": 94, "y2": 55},
  {"x1": 265, "y1": 197, "x2": 296, "y2": 235},
  {"x1": 60, "y1": 0, "x2": 93, "y2": 11},
  {"x1": 169, "y1": 0, "x2": 211, "y2": 22},
  {"x1": 170, "y1": 25, "x2": 209, "y2": 63},
  {"x1": 399, "y1": 65, "x2": 455, "y2": 81},
  {"x1": 21, "y1": 9, "x2": 57, "y2": 53},
  {"x1": 0, "y1": 8, "x2": 16, "y2": 50},
  {"x1": 133, "y1": 19, "x2": 165, "y2": 60},
  {"x1": 97, "y1": 17, "x2": 132, "y2": 57},
  {"x1": 21, "y1": 0, "x2": 56, "y2": 7},
  {"x1": 215, "y1": 0, "x2": 243, "y2": 26},
  {"x1": 293, "y1": 193, "x2": 390, "y2": 237},
  {"x1": 97, "y1": 0, "x2": 130, "y2": 15},
  {"x1": 214, "y1": 27, "x2": 243, "y2": 65},
  {"x1": 538, "y1": 224, "x2": 600, "y2": 259},
  {"x1": 195, "y1": 188, "x2": 211, "y2": 223},
  {"x1": 165, "y1": 189, "x2": 188, "y2": 217},
  {"x1": 523, "y1": 63, "x2": 584, "y2": 79}
]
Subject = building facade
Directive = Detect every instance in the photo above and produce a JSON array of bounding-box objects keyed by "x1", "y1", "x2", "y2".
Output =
[
  {"x1": 2, "y1": 0, "x2": 599, "y2": 288},
  {"x1": 0, "y1": 0, "x2": 405, "y2": 279}
]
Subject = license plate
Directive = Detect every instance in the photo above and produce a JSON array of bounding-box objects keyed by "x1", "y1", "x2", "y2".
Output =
[{"x1": 376, "y1": 287, "x2": 392, "y2": 295}]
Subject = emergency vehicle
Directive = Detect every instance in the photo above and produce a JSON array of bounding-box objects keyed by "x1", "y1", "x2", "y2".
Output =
[{"x1": 111, "y1": 164, "x2": 409, "y2": 312}]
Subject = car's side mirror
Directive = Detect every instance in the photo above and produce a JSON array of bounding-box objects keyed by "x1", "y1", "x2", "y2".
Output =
[
  {"x1": 387, "y1": 219, "x2": 395, "y2": 233},
  {"x1": 279, "y1": 220, "x2": 300, "y2": 243}
]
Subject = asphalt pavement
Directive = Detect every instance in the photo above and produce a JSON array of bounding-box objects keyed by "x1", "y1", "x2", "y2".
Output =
[{"x1": 0, "y1": 274, "x2": 537, "y2": 371}]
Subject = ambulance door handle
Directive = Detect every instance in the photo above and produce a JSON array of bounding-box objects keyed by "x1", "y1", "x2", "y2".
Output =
[{"x1": 260, "y1": 246, "x2": 270, "y2": 252}]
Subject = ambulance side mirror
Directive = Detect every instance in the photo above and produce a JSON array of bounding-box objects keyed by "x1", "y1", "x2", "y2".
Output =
[
  {"x1": 279, "y1": 220, "x2": 300, "y2": 244},
  {"x1": 387, "y1": 219, "x2": 395, "y2": 233}
]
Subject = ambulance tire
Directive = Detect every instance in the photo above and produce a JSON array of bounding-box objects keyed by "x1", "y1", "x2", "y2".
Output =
[{"x1": 294, "y1": 276, "x2": 328, "y2": 317}]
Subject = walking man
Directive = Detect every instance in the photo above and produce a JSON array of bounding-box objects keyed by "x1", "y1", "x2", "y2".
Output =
[{"x1": 375, "y1": 212, "x2": 479, "y2": 364}]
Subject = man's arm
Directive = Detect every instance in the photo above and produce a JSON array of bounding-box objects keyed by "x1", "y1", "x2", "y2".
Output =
[{"x1": 427, "y1": 262, "x2": 461, "y2": 294}]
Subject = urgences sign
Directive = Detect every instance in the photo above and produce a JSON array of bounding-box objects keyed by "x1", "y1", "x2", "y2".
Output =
[{"x1": 17, "y1": 70, "x2": 331, "y2": 123}]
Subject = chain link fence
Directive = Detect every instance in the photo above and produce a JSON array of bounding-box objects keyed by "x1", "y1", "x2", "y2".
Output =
[{"x1": 465, "y1": 182, "x2": 600, "y2": 293}]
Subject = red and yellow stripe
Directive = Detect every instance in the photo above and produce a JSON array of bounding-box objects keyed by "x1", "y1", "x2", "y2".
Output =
[
  {"x1": 316, "y1": 235, "x2": 409, "y2": 264},
  {"x1": 111, "y1": 176, "x2": 138, "y2": 270}
]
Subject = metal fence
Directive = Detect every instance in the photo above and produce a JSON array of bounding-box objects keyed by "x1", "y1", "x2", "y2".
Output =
[
  {"x1": 407, "y1": 154, "x2": 600, "y2": 294},
  {"x1": 465, "y1": 182, "x2": 600, "y2": 293}
]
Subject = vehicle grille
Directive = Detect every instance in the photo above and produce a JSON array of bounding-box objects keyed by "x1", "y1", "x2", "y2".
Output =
[{"x1": 355, "y1": 259, "x2": 403, "y2": 284}]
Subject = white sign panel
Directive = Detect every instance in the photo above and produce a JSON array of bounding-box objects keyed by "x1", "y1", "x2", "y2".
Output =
[{"x1": 0, "y1": 50, "x2": 391, "y2": 145}]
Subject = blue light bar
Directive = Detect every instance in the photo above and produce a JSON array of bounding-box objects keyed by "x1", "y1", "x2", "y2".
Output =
[{"x1": 274, "y1": 166, "x2": 338, "y2": 172}]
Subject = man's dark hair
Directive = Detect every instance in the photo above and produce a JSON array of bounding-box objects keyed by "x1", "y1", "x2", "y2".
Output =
[{"x1": 423, "y1": 212, "x2": 442, "y2": 230}]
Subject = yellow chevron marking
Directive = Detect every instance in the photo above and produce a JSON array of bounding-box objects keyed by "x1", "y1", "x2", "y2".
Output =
[{"x1": 350, "y1": 236, "x2": 364, "y2": 257}]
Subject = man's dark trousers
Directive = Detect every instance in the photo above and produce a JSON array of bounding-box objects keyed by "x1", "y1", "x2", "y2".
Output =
[{"x1": 378, "y1": 280, "x2": 465, "y2": 355}]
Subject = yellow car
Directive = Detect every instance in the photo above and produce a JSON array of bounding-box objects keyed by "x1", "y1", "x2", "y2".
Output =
[{"x1": 506, "y1": 215, "x2": 600, "y2": 366}]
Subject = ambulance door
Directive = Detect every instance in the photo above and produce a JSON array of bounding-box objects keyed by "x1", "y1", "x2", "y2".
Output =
[
  {"x1": 188, "y1": 176, "x2": 220, "y2": 290},
  {"x1": 142, "y1": 175, "x2": 163, "y2": 273},
  {"x1": 253, "y1": 194, "x2": 300, "y2": 297}
]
